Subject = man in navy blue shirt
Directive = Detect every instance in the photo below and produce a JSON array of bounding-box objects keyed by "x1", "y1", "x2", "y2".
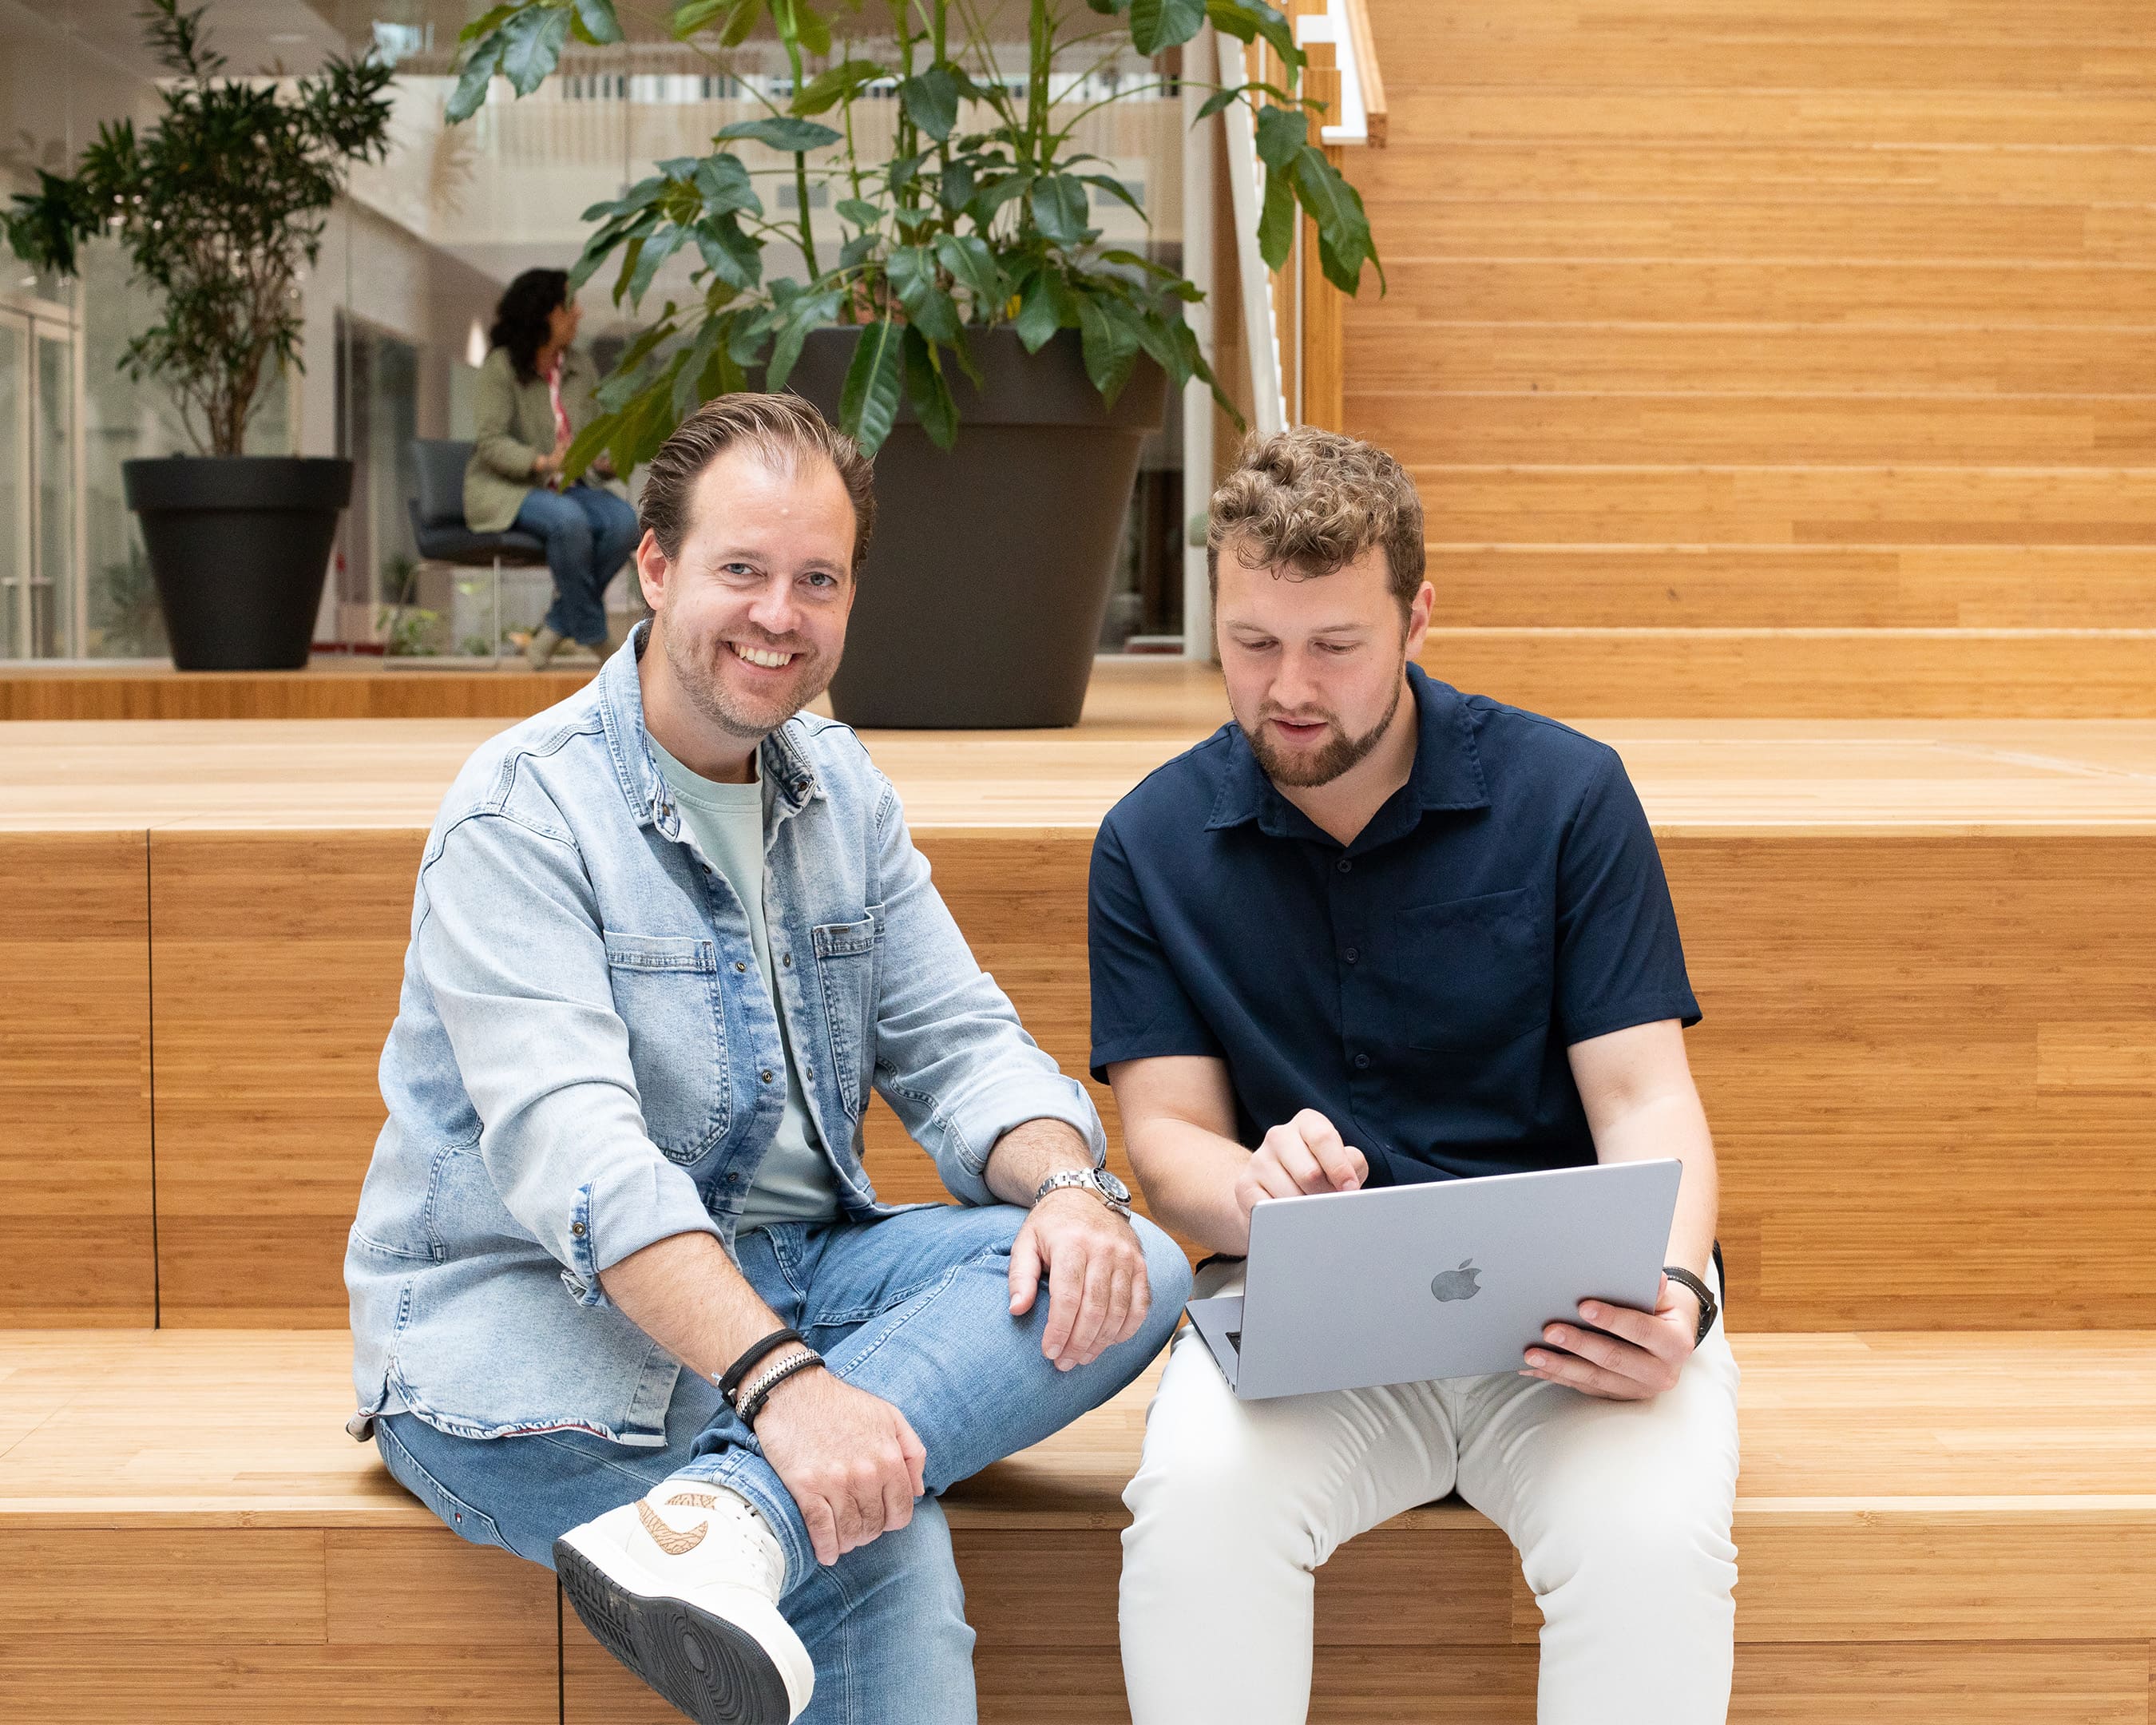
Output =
[{"x1": 1096, "y1": 429, "x2": 1738, "y2": 1724}]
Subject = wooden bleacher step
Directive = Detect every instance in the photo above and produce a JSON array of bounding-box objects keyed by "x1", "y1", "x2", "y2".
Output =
[{"x1": 6, "y1": 1329, "x2": 2156, "y2": 1723}]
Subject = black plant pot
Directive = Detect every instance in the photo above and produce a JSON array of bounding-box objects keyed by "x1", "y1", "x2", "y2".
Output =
[
  {"x1": 786, "y1": 327, "x2": 1169, "y2": 728},
  {"x1": 123, "y1": 456, "x2": 352, "y2": 672}
]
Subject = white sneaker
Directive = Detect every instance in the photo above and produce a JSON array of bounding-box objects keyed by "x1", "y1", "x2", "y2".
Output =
[{"x1": 555, "y1": 1480, "x2": 813, "y2": 1723}]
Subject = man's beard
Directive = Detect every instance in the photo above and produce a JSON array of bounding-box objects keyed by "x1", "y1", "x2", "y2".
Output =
[
  {"x1": 660, "y1": 617, "x2": 836, "y2": 742},
  {"x1": 1242, "y1": 674, "x2": 1405, "y2": 788}
]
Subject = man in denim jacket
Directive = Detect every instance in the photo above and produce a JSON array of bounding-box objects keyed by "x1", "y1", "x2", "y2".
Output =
[{"x1": 346, "y1": 393, "x2": 1191, "y2": 1725}]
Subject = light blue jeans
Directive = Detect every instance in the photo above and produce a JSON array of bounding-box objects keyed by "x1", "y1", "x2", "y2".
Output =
[
  {"x1": 377, "y1": 1202, "x2": 1191, "y2": 1725},
  {"x1": 513, "y1": 480, "x2": 640, "y2": 646}
]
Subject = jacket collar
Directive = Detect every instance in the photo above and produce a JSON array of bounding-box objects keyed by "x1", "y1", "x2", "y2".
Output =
[
  {"x1": 1205, "y1": 662, "x2": 1491, "y2": 849},
  {"x1": 596, "y1": 621, "x2": 824, "y2": 838}
]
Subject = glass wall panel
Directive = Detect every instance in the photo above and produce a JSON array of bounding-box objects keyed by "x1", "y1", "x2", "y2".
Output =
[{"x1": 2, "y1": 0, "x2": 1199, "y2": 660}]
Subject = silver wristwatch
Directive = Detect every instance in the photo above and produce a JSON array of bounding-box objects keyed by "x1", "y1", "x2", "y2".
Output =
[{"x1": 1033, "y1": 1166, "x2": 1133, "y2": 1219}]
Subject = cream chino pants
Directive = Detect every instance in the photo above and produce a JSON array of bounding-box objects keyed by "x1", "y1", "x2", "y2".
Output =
[{"x1": 1119, "y1": 1262, "x2": 1741, "y2": 1724}]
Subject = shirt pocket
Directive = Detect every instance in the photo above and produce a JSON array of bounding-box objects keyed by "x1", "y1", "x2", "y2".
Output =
[
  {"x1": 813, "y1": 906, "x2": 884, "y2": 1120},
  {"x1": 1381, "y1": 886, "x2": 1552, "y2": 1054},
  {"x1": 602, "y1": 931, "x2": 730, "y2": 1164}
]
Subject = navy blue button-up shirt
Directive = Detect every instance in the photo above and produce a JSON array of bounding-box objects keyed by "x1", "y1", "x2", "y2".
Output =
[{"x1": 1088, "y1": 666, "x2": 1700, "y2": 1185}]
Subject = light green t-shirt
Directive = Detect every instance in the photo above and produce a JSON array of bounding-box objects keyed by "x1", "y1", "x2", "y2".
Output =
[{"x1": 647, "y1": 733, "x2": 840, "y2": 1230}]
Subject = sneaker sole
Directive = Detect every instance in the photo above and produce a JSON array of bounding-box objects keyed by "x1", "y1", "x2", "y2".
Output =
[{"x1": 555, "y1": 1536, "x2": 793, "y2": 1724}]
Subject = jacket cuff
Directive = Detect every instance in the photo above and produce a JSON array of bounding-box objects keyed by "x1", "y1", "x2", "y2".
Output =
[
  {"x1": 936, "y1": 1075, "x2": 1107, "y2": 1207},
  {"x1": 560, "y1": 1156, "x2": 723, "y2": 1309}
]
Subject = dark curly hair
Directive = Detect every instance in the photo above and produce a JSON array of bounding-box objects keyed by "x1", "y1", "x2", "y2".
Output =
[{"x1": 489, "y1": 268, "x2": 570, "y2": 383}]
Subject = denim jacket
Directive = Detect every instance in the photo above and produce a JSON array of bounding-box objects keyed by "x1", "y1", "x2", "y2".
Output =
[{"x1": 346, "y1": 626, "x2": 1104, "y2": 1446}]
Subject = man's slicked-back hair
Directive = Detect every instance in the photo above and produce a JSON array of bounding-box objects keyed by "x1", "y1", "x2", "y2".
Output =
[
  {"x1": 639, "y1": 391, "x2": 877, "y2": 571},
  {"x1": 1207, "y1": 426, "x2": 1425, "y2": 609}
]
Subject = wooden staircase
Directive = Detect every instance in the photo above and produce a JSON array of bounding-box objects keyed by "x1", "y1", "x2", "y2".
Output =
[{"x1": 1346, "y1": 0, "x2": 2156, "y2": 716}]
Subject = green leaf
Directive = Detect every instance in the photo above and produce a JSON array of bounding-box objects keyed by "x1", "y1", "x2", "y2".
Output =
[
  {"x1": 458, "y1": 4, "x2": 521, "y2": 44},
  {"x1": 937, "y1": 159, "x2": 976, "y2": 215},
  {"x1": 1130, "y1": 0, "x2": 1206, "y2": 54},
  {"x1": 898, "y1": 65, "x2": 961, "y2": 141},
  {"x1": 695, "y1": 214, "x2": 762, "y2": 290},
  {"x1": 569, "y1": 0, "x2": 624, "y2": 45},
  {"x1": 789, "y1": 0, "x2": 833, "y2": 56},
  {"x1": 888, "y1": 244, "x2": 965, "y2": 343},
  {"x1": 838, "y1": 231, "x2": 879, "y2": 272},
  {"x1": 1207, "y1": 0, "x2": 1302, "y2": 72},
  {"x1": 1194, "y1": 85, "x2": 1242, "y2": 122},
  {"x1": 1014, "y1": 268, "x2": 1080, "y2": 351},
  {"x1": 795, "y1": 58, "x2": 887, "y2": 117},
  {"x1": 839, "y1": 318, "x2": 906, "y2": 455},
  {"x1": 625, "y1": 224, "x2": 689, "y2": 303},
  {"x1": 1256, "y1": 158, "x2": 1296, "y2": 269},
  {"x1": 673, "y1": 315, "x2": 727, "y2": 417},
  {"x1": 933, "y1": 232, "x2": 1006, "y2": 309},
  {"x1": 715, "y1": 116, "x2": 843, "y2": 153},
  {"x1": 1290, "y1": 145, "x2": 1380, "y2": 292},
  {"x1": 1029, "y1": 174, "x2": 1091, "y2": 248},
  {"x1": 727, "y1": 309, "x2": 775, "y2": 368},
  {"x1": 965, "y1": 170, "x2": 1030, "y2": 226},
  {"x1": 1076, "y1": 295, "x2": 1139, "y2": 406},
  {"x1": 499, "y1": 5, "x2": 572, "y2": 97},
  {"x1": 902, "y1": 327, "x2": 959, "y2": 450},
  {"x1": 766, "y1": 285, "x2": 842, "y2": 391},
  {"x1": 1080, "y1": 173, "x2": 1147, "y2": 223},
  {"x1": 446, "y1": 33, "x2": 506, "y2": 123},
  {"x1": 838, "y1": 196, "x2": 882, "y2": 229},
  {"x1": 1254, "y1": 102, "x2": 1307, "y2": 171},
  {"x1": 692, "y1": 153, "x2": 763, "y2": 218}
]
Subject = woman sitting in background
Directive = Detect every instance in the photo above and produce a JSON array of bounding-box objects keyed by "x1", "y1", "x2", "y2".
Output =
[{"x1": 465, "y1": 268, "x2": 641, "y2": 670}]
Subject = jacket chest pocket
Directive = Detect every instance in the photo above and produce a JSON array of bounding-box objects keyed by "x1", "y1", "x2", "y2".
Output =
[
  {"x1": 1375, "y1": 887, "x2": 1552, "y2": 1055},
  {"x1": 604, "y1": 932, "x2": 731, "y2": 1163},
  {"x1": 812, "y1": 908, "x2": 882, "y2": 1120}
]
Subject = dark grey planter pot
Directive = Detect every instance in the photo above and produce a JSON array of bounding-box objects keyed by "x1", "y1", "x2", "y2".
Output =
[
  {"x1": 123, "y1": 455, "x2": 351, "y2": 672},
  {"x1": 785, "y1": 327, "x2": 1169, "y2": 729}
]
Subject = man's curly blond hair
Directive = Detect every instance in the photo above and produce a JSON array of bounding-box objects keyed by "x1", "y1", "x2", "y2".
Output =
[{"x1": 1207, "y1": 426, "x2": 1425, "y2": 610}]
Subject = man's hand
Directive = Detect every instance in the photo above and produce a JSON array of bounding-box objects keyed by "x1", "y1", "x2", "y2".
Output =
[
  {"x1": 751, "y1": 1363, "x2": 927, "y2": 1566},
  {"x1": 1235, "y1": 1108, "x2": 1368, "y2": 1221},
  {"x1": 1009, "y1": 1190, "x2": 1151, "y2": 1373},
  {"x1": 1521, "y1": 1275, "x2": 1700, "y2": 1402}
]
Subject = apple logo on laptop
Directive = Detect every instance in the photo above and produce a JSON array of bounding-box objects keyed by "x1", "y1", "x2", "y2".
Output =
[{"x1": 1430, "y1": 1259, "x2": 1482, "y2": 1303}]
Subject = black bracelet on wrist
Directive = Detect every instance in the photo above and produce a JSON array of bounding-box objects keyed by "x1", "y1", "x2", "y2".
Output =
[
  {"x1": 717, "y1": 1327, "x2": 804, "y2": 1406},
  {"x1": 738, "y1": 1350, "x2": 825, "y2": 1426}
]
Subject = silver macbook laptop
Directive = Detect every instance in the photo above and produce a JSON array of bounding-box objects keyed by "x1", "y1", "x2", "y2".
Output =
[{"x1": 1185, "y1": 1159, "x2": 1683, "y2": 1400}]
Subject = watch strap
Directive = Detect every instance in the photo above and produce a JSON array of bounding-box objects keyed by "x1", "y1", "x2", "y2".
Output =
[
  {"x1": 1661, "y1": 1265, "x2": 1718, "y2": 1347},
  {"x1": 1033, "y1": 1168, "x2": 1130, "y2": 1215}
]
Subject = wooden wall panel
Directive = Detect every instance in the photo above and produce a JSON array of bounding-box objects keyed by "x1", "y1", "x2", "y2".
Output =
[
  {"x1": 1421, "y1": 548, "x2": 2156, "y2": 632},
  {"x1": 149, "y1": 832, "x2": 418, "y2": 1328},
  {"x1": 0, "y1": 833, "x2": 154, "y2": 1327},
  {"x1": 1346, "y1": 0, "x2": 2156, "y2": 671},
  {"x1": 0, "y1": 1526, "x2": 557, "y2": 1724},
  {"x1": 1672, "y1": 836, "x2": 2156, "y2": 1330},
  {"x1": 0, "y1": 666, "x2": 595, "y2": 723},
  {"x1": 1415, "y1": 629, "x2": 2156, "y2": 720}
]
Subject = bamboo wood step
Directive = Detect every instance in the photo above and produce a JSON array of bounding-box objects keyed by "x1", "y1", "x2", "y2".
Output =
[{"x1": 8, "y1": 1330, "x2": 2156, "y2": 1723}]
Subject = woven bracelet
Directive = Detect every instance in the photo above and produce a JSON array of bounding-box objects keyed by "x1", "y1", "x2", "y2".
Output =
[{"x1": 739, "y1": 1350, "x2": 825, "y2": 1426}]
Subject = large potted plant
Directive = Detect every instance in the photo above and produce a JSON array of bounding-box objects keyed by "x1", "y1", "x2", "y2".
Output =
[
  {"x1": 447, "y1": 0, "x2": 1379, "y2": 725},
  {"x1": 3, "y1": 0, "x2": 394, "y2": 671}
]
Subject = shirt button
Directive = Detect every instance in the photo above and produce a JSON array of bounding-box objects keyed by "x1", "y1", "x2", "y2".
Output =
[
  {"x1": 1353, "y1": 1053, "x2": 1370, "y2": 1070},
  {"x1": 570, "y1": 1220, "x2": 587, "y2": 1238},
  {"x1": 734, "y1": 961, "x2": 747, "y2": 974},
  {"x1": 781, "y1": 954, "x2": 792, "y2": 968},
  {"x1": 1336, "y1": 858, "x2": 1353, "y2": 874},
  {"x1": 1343, "y1": 947, "x2": 1359, "y2": 964},
  {"x1": 761, "y1": 1069, "x2": 775, "y2": 1084}
]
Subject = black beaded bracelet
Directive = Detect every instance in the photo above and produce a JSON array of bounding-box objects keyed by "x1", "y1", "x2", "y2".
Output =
[
  {"x1": 738, "y1": 1350, "x2": 825, "y2": 1426},
  {"x1": 717, "y1": 1327, "x2": 805, "y2": 1405}
]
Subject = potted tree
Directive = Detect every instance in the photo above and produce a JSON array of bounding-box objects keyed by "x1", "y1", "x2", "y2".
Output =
[
  {"x1": 446, "y1": 0, "x2": 1379, "y2": 726},
  {"x1": 3, "y1": 0, "x2": 394, "y2": 671}
]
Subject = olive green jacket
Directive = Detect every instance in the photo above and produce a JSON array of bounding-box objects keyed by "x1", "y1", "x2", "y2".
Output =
[{"x1": 462, "y1": 343, "x2": 600, "y2": 534}]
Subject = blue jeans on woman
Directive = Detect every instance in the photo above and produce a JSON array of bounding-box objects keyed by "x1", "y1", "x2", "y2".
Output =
[
  {"x1": 375, "y1": 1201, "x2": 1191, "y2": 1725},
  {"x1": 513, "y1": 480, "x2": 640, "y2": 647}
]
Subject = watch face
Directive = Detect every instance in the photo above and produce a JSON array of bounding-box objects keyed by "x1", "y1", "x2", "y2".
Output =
[{"x1": 1096, "y1": 1168, "x2": 1131, "y2": 1204}]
